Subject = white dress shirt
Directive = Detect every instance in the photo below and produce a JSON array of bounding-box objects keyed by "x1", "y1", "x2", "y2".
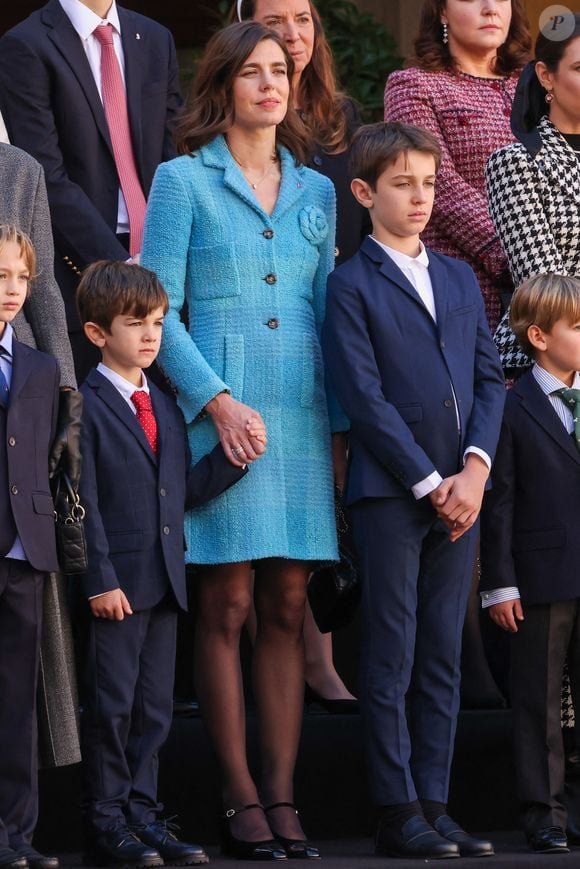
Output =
[
  {"x1": 59, "y1": 0, "x2": 129, "y2": 234},
  {"x1": 0, "y1": 110, "x2": 9, "y2": 144},
  {"x1": 371, "y1": 237, "x2": 491, "y2": 499},
  {"x1": 1, "y1": 324, "x2": 26, "y2": 561},
  {"x1": 96, "y1": 361, "x2": 149, "y2": 408},
  {"x1": 481, "y1": 364, "x2": 580, "y2": 608}
]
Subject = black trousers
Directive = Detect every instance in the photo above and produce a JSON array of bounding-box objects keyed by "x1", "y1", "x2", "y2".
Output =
[
  {"x1": 510, "y1": 598, "x2": 580, "y2": 835},
  {"x1": 0, "y1": 559, "x2": 44, "y2": 849}
]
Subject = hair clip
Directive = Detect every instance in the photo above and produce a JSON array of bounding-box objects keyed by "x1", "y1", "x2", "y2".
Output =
[{"x1": 237, "y1": 0, "x2": 243, "y2": 21}]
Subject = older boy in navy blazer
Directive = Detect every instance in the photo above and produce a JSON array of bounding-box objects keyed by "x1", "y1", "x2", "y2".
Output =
[
  {"x1": 481, "y1": 274, "x2": 580, "y2": 854},
  {"x1": 0, "y1": 225, "x2": 60, "y2": 869},
  {"x1": 75, "y1": 262, "x2": 263, "y2": 867},
  {"x1": 323, "y1": 123, "x2": 505, "y2": 860}
]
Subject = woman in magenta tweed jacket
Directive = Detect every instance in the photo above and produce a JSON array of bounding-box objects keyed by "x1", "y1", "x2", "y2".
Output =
[{"x1": 384, "y1": 0, "x2": 530, "y2": 332}]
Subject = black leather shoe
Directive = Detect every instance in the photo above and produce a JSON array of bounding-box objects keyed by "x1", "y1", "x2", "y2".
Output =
[
  {"x1": 0, "y1": 847, "x2": 28, "y2": 869},
  {"x1": 13, "y1": 847, "x2": 59, "y2": 869},
  {"x1": 264, "y1": 803, "x2": 321, "y2": 859},
  {"x1": 85, "y1": 826, "x2": 164, "y2": 867},
  {"x1": 376, "y1": 815, "x2": 459, "y2": 859},
  {"x1": 529, "y1": 827, "x2": 569, "y2": 854},
  {"x1": 304, "y1": 686, "x2": 359, "y2": 715},
  {"x1": 220, "y1": 803, "x2": 287, "y2": 860},
  {"x1": 135, "y1": 819, "x2": 208, "y2": 865},
  {"x1": 433, "y1": 815, "x2": 494, "y2": 857}
]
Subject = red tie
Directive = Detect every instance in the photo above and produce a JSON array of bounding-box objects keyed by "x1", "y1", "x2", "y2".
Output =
[
  {"x1": 94, "y1": 24, "x2": 147, "y2": 257},
  {"x1": 131, "y1": 390, "x2": 157, "y2": 454}
]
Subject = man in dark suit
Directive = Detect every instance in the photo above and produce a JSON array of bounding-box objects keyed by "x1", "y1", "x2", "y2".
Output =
[
  {"x1": 0, "y1": 0, "x2": 182, "y2": 381},
  {"x1": 323, "y1": 123, "x2": 505, "y2": 860},
  {"x1": 75, "y1": 261, "x2": 257, "y2": 867},
  {"x1": 0, "y1": 225, "x2": 60, "y2": 869},
  {"x1": 481, "y1": 273, "x2": 580, "y2": 855}
]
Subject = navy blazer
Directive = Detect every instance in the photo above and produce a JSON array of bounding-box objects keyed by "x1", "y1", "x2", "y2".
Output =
[
  {"x1": 481, "y1": 370, "x2": 580, "y2": 606},
  {"x1": 323, "y1": 236, "x2": 505, "y2": 506},
  {"x1": 0, "y1": 0, "x2": 181, "y2": 326},
  {"x1": 79, "y1": 370, "x2": 246, "y2": 610},
  {"x1": 1, "y1": 340, "x2": 60, "y2": 572}
]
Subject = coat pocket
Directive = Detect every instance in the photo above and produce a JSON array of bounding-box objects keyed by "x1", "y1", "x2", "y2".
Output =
[
  {"x1": 394, "y1": 403, "x2": 423, "y2": 424},
  {"x1": 107, "y1": 531, "x2": 144, "y2": 554},
  {"x1": 190, "y1": 242, "x2": 241, "y2": 300},
  {"x1": 224, "y1": 334, "x2": 245, "y2": 401},
  {"x1": 513, "y1": 527, "x2": 566, "y2": 552},
  {"x1": 33, "y1": 491, "x2": 56, "y2": 516}
]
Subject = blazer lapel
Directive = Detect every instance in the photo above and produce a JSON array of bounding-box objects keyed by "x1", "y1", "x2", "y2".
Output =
[
  {"x1": 537, "y1": 117, "x2": 580, "y2": 210},
  {"x1": 361, "y1": 236, "x2": 435, "y2": 320},
  {"x1": 118, "y1": 7, "x2": 144, "y2": 179},
  {"x1": 8, "y1": 341, "x2": 34, "y2": 404},
  {"x1": 43, "y1": 0, "x2": 114, "y2": 159},
  {"x1": 270, "y1": 148, "x2": 307, "y2": 222},
  {"x1": 427, "y1": 254, "x2": 448, "y2": 338},
  {"x1": 88, "y1": 371, "x2": 157, "y2": 465},
  {"x1": 517, "y1": 372, "x2": 580, "y2": 467},
  {"x1": 149, "y1": 385, "x2": 168, "y2": 457}
]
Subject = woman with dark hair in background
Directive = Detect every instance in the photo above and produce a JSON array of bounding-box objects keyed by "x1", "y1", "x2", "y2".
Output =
[
  {"x1": 236, "y1": 0, "x2": 365, "y2": 711},
  {"x1": 142, "y1": 21, "x2": 345, "y2": 861}
]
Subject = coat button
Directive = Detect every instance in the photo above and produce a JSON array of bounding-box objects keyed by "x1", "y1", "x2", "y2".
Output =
[
  {"x1": 444, "y1": 399, "x2": 453, "y2": 408},
  {"x1": 160, "y1": 488, "x2": 167, "y2": 497},
  {"x1": 264, "y1": 273, "x2": 277, "y2": 284},
  {"x1": 8, "y1": 436, "x2": 16, "y2": 446},
  {"x1": 163, "y1": 525, "x2": 170, "y2": 535},
  {"x1": 263, "y1": 229, "x2": 274, "y2": 239},
  {"x1": 267, "y1": 318, "x2": 280, "y2": 329},
  {"x1": 334, "y1": 247, "x2": 340, "y2": 259},
  {"x1": 10, "y1": 485, "x2": 18, "y2": 495}
]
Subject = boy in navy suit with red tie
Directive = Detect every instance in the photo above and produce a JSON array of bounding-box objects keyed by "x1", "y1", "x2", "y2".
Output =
[
  {"x1": 323, "y1": 123, "x2": 505, "y2": 860},
  {"x1": 481, "y1": 274, "x2": 580, "y2": 854},
  {"x1": 76, "y1": 261, "x2": 265, "y2": 867},
  {"x1": 0, "y1": 225, "x2": 60, "y2": 869}
]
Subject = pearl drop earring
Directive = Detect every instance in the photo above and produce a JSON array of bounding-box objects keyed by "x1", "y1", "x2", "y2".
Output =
[{"x1": 442, "y1": 22, "x2": 449, "y2": 45}]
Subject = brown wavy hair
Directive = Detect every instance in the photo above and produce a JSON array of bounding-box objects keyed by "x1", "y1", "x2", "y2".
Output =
[
  {"x1": 234, "y1": 0, "x2": 350, "y2": 153},
  {"x1": 412, "y1": 0, "x2": 531, "y2": 76},
  {"x1": 175, "y1": 22, "x2": 310, "y2": 165}
]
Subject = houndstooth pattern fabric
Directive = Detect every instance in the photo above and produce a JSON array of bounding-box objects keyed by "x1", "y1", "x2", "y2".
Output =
[{"x1": 486, "y1": 117, "x2": 580, "y2": 368}]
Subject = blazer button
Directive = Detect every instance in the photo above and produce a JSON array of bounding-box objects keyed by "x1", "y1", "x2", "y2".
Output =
[
  {"x1": 444, "y1": 399, "x2": 453, "y2": 408},
  {"x1": 10, "y1": 485, "x2": 18, "y2": 495},
  {"x1": 8, "y1": 436, "x2": 16, "y2": 446},
  {"x1": 267, "y1": 318, "x2": 280, "y2": 329},
  {"x1": 334, "y1": 247, "x2": 340, "y2": 259},
  {"x1": 263, "y1": 229, "x2": 274, "y2": 239},
  {"x1": 264, "y1": 273, "x2": 277, "y2": 285},
  {"x1": 160, "y1": 487, "x2": 167, "y2": 497},
  {"x1": 163, "y1": 525, "x2": 170, "y2": 535}
]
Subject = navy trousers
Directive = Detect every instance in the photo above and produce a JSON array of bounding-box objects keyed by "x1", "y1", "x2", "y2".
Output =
[
  {"x1": 351, "y1": 496, "x2": 477, "y2": 806},
  {"x1": 0, "y1": 559, "x2": 44, "y2": 848}
]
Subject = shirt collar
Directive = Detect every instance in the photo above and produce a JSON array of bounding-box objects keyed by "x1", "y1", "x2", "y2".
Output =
[
  {"x1": 371, "y1": 237, "x2": 430, "y2": 271},
  {"x1": 97, "y1": 362, "x2": 149, "y2": 403},
  {"x1": 0, "y1": 323, "x2": 14, "y2": 359},
  {"x1": 59, "y1": 0, "x2": 121, "y2": 41},
  {"x1": 532, "y1": 362, "x2": 580, "y2": 395}
]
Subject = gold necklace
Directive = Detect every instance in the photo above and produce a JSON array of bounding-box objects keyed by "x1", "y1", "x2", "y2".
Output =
[{"x1": 229, "y1": 146, "x2": 279, "y2": 190}]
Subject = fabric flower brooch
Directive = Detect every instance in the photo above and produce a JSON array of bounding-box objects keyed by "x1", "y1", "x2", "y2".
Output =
[{"x1": 299, "y1": 206, "x2": 328, "y2": 246}]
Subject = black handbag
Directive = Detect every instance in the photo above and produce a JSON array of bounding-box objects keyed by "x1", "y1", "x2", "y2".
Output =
[
  {"x1": 52, "y1": 469, "x2": 88, "y2": 574},
  {"x1": 307, "y1": 489, "x2": 360, "y2": 633}
]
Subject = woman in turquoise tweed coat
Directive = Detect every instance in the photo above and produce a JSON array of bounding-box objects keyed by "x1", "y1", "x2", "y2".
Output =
[{"x1": 141, "y1": 22, "x2": 346, "y2": 857}]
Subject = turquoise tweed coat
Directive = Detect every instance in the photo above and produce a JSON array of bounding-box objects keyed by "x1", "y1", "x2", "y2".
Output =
[{"x1": 141, "y1": 135, "x2": 347, "y2": 564}]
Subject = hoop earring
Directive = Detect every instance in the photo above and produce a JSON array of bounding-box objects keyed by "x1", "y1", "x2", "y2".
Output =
[
  {"x1": 237, "y1": 0, "x2": 243, "y2": 21},
  {"x1": 442, "y1": 22, "x2": 449, "y2": 45},
  {"x1": 545, "y1": 90, "x2": 554, "y2": 104}
]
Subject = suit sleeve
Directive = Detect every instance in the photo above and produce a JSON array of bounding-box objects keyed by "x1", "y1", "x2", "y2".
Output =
[
  {"x1": 161, "y1": 28, "x2": 182, "y2": 162},
  {"x1": 480, "y1": 413, "x2": 517, "y2": 590},
  {"x1": 20, "y1": 161, "x2": 77, "y2": 388},
  {"x1": 78, "y1": 409, "x2": 121, "y2": 599},
  {"x1": 185, "y1": 443, "x2": 248, "y2": 510},
  {"x1": 384, "y1": 69, "x2": 507, "y2": 282},
  {"x1": 323, "y1": 270, "x2": 438, "y2": 488},
  {"x1": 0, "y1": 33, "x2": 128, "y2": 266}
]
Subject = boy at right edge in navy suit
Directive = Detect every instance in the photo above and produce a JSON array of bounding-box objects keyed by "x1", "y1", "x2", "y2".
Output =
[
  {"x1": 481, "y1": 274, "x2": 580, "y2": 855},
  {"x1": 323, "y1": 122, "x2": 505, "y2": 860},
  {"x1": 75, "y1": 261, "x2": 264, "y2": 867}
]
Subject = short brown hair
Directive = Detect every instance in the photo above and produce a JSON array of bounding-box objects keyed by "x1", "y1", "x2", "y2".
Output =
[
  {"x1": 412, "y1": 0, "x2": 531, "y2": 75},
  {"x1": 0, "y1": 223, "x2": 36, "y2": 291},
  {"x1": 350, "y1": 122, "x2": 441, "y2": 189},
  {"x1": 510, "y1": 274, "x2": 580, "y2": 357},
  {"x1": 175, "y1": 21, "x2": 311, "y2": 165},
  {"x1": 76, "y1": 261, "x2": 169, "y2": 332}
]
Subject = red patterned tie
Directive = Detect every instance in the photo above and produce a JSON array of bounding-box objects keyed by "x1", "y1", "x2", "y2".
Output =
[
  {"x1": 131, "y1": 390, "x2": 158, "y2": 454},
  {"x1": 94, "y1": 24, "x2": 147, "y2": 257}
]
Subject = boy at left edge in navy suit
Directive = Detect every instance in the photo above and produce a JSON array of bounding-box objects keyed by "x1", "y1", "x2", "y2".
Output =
[
  {"x1": 0, "y1": 225, "x2": 60, "y2": 869},
  {"x1": 75, "y1": 261, "x2": 265, "y2": 867}
]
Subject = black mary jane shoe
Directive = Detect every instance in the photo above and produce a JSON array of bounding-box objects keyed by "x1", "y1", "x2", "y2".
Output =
[
  {"x1": 264, "y1": 803, "x2": 321, "y2": 859},
  {"x1": 220, "y1": 803, "x2": 287, "y2": 861}
]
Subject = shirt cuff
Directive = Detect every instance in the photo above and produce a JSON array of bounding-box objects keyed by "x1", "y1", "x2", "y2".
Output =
[
  {"x1": 464, "y1": 446, "x2": 492, "y2": 471},
  {"x1": 412, "y1": 470, "x2": 443, "y2": 500},
  {"x1": 88, "y1": 592, "x2": 110, "y2": 600},
  {"x1": 480, "y1": 587, "x2": 520, "y2": 608}
]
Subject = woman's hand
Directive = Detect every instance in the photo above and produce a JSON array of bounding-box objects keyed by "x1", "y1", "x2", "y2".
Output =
[
  {"x1": 332, "y1": 432, "x2": 348, "y2": 493},
  {"x1": 206, "y1": 392, "x2": 267, "y2": 467}
]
